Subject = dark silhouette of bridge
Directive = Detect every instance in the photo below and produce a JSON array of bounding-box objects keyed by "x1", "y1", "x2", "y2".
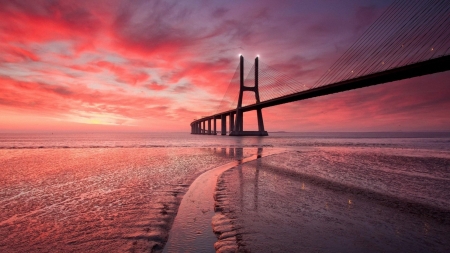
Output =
[{"x1": 191, "y1": 0, "x2": 450, "y2": 136}]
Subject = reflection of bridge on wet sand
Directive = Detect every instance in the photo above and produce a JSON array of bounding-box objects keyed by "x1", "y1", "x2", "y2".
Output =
[
  {"x1": 191, "y1": 0, "x2": 450, "y2": 136},
  {"x1": 213, "y1": 147, "x2": 450, "y2": 222},
  {"x1": 211, "y1": 147, "x2": 263, "y2": 160}
]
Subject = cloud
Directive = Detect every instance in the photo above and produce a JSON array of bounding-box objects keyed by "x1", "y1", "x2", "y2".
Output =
[
  {"x1": 0, "y1": 0, "x2": 447, "y2": 131},
  {"x1": 145, "y1": 83, "x2": 167, "y2": 91},
  {"x1": 0, "y1": 75, "x2": 173, "y2": 122},
  {"x1": 172, "y1": 83, "x2": 194, "y2": 94},
  {"x1": 94, "y1": 60, "x2": 150, "y2": 86}
]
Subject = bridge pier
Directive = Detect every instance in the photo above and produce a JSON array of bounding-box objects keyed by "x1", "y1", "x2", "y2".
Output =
[
  {"x1": 257, "y1": 108, "x2": 265, "y2": 132},
  {"x1": 230, "y1": 55, "x2": 268, "y2": 136},
  {"x1": 221, "y1": 114, "x2": 227, "y2": 135},
  {"x1": 208, "y1": 119, "x2": 211, "y2": 135},
  {"x1": 229, "y1": 112, "x2": 235, "y2": 133},
  {"x1": 190, "y1": 56, "x2": 268, "y2": 136},
  {"x1": 234, "y1": 109, "x2": 243, "y2": 132}
]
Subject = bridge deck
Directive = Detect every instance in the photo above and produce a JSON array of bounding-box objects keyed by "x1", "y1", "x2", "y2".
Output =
[{"x1": 193, "y1": 55, "x2": 450, "y2": 125}]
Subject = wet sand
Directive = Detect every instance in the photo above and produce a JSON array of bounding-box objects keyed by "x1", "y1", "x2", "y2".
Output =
[
  {"x1": 213, "y1": 148, "x2": 450, "y2": 252},
  {"x1": 164, "y1": 148, "x2": 286, "y2": 253},
  {"x1": 0, "y1": 148, "x2": 236, "y2": 252},
  {"x1": 3, "y1": 144, "x2": 449, "y2": 252}
]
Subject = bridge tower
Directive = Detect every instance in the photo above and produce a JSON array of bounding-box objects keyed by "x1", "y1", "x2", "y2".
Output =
[{"x1": 230, "y1": 56, "x2": 268, "y2": 136}]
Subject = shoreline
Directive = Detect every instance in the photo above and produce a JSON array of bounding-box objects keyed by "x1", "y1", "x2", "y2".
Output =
[{"x1": 162, "y1": 148, "x2": 288, "y2": 252}]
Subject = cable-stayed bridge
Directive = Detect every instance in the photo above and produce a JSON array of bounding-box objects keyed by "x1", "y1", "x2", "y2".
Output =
[{"x1": 191, "y1": 0, "x2": 450, "y2": 136}]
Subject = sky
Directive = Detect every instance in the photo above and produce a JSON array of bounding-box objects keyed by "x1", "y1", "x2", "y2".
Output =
[{"x1": 0, "y1": 0, "x2": 449, "y2": 132}]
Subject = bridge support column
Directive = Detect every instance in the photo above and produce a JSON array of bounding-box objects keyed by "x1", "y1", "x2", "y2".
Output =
[
  {"x1": 257, "y1": 108, "x2": 265, "y2": 132},
  {"x1": 234, "y1": 109, "x2": 243, "y2": 132},
  {"x1": 229, "y1": 112, "x2": 235, "y2": 133},
  {"x1": 221, "y1": 114, "x2": 226, "y2": 135},
  {"x1": 230, "y1": 55, "x2": 268, "y2": 136},
  {"x1": 208, "y1": 119, "x2": 211, "y2": 135},
  {"x1": 213, "y1": 116, "x2": 217, "y2": 135}
]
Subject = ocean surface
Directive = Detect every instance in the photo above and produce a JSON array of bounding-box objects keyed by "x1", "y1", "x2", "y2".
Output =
[
  {"x1": 1, "y1": 132, "x2": 450, "y2": 150},
  {"x1": 0, "y1": 132, "x2": 449, "y2": 252}
]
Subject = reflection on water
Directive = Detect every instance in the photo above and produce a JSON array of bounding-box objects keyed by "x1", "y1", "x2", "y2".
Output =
[
  {"x1": 254, "y1": 157, "x2": 260, "y2": 211},
  {"x1": 214, "y1": 148, "x2": 450, "y2": 253},
  {"x1": 213, "y1": 147, "x2": 247, "y2": 160},
  {"x1": 163, "y1": 147, "x2": 273, "y2": 253}
]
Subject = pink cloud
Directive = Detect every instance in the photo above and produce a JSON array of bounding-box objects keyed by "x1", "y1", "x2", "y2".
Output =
[
  {"x1": 94, "y1": 60, "x2": 150, "y2": 86},
  {"x1": 0, "y1": 75, "x2": 174, "y2": 121},
  {"x1": 0, "y1": 0, "x2": 448, "y2": 132},
  {"x1": 145, "y1": 83, "x2": 167, "y2": 91}
]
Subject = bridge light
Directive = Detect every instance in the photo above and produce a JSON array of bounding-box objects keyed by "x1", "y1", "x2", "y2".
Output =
[
  {"x1": 351, "y1": 70, "x2": 354, "y2": 73},
  {"x1": 381, "y1": 61, "x2": 385, "y2": 65},
  {"x1": 431, "y1": 48, "x2": 434, "y2": 51},
  {"x1": 257, "y1": 54, "x2": 260, "y2": 58},
  {"x1": 239, "y1": 53, "x2": 242, "y2": 57}
]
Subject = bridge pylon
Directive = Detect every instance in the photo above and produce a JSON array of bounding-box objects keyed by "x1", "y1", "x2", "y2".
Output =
[{"x1": 230, "y1": 56, "x2": 268, "y2": 136}]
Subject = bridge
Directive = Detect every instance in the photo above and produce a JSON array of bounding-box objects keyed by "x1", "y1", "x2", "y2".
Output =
[{"x1": 191, "y1": 0, "x2": 450, "y2": 136}]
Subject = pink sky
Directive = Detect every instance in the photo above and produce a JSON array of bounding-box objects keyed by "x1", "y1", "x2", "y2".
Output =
[{"x1": 0, "y1": 0, "x2": 449, "y2": 132}]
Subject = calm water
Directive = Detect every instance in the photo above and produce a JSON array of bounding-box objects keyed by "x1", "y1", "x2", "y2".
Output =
[
  {"x1": 1, "y1": 132, "x2": 449, "y2": 150},
  {"x1": 0, "y1": 132, "x2": 449, "y2": 252}
]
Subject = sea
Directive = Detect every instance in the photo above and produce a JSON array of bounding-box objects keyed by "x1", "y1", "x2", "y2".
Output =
[{"x1": 0, "y1": 132, "x2": 449, "y2": 252}]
